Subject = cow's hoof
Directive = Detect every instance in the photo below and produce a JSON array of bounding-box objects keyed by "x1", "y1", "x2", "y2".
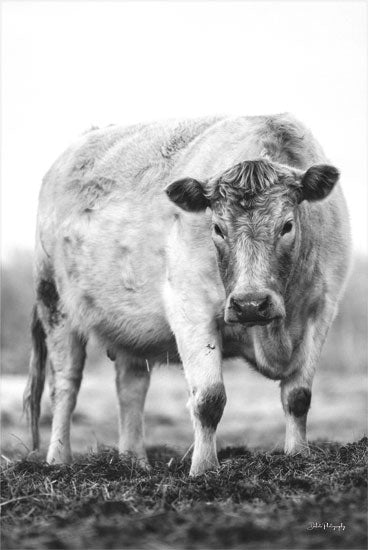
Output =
[
  {"x1": 136, "y1": 457, "x2": 152, "y2": 472},
  {"x1": 189, "y1": 458, "x2": 220, "y2": 476},
  {"x1": 284, "y1": 443, "x2": 310, "y2": 457},
  {"x1": 119, "y1": 450, "x2": 151, "y2": 471},
  {"x1": 46, "y1": 449, "x2": 72, "y2": 464}
]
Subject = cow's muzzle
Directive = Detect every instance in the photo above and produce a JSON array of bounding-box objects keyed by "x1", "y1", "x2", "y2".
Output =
[{"x1": 225, "y1": 291, "x2": 285, "y2": 326}]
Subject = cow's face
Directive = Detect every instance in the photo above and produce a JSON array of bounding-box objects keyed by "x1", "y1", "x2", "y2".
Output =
[{"x1": 166, "y1": 159, "x2": 339, "y2": 327}]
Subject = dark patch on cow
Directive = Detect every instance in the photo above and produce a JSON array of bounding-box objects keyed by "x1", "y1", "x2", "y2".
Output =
[
  {"x1": 63, "y1": 235, "x2": 84, "y2": 281},
  {"x1": 37, "y1": 279, "x2": 61, "y2": 327},
  {"x1": 83, "y1": 294, "x2": 95, "y2": 309},
  {"x1": 48, "y1": 360, "x2": 56, "y2": 405},
  {"x1": 308, "y1": 295, "x2": 325, "y2": 320},
  {"x1": 118, "y1": 245, "x2": 131, "y2": 256},
  {"x1": 161, "y1": 133, "x2": 193, "y2": 159},
  {"x1": 288, "y1": 387, "x2": 311, "y2": 417},
  {"x1": 134, "y1": 163, "x2": 155, "y2": 180},
  {"x1": 196, "y1": 383, "x2": 227, "y2": 429},
  {"x1": 67, "y1": 177, "x2": 116, "y2": 210},
  {"x1": 161, "y1": 118, "x2": 219, "y2": 160},
  {"x1": 277, "y1": 245, "x2": 294, "y2": 282},
  {"x1": 79, "y1": 177, "x2": 116, "y2": 209},
  {"x1": 70, "y1": 156, "x2": 95, "y2": 175}
]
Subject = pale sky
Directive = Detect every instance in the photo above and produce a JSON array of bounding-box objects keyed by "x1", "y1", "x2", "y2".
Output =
[{"x1": 1, "y1": 1, "x2": 367, "y2": 262}]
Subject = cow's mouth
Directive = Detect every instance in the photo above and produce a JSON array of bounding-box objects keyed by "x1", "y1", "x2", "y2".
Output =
[{"x1": 224, "y1": 313, "x2": 280, "y2": 327}]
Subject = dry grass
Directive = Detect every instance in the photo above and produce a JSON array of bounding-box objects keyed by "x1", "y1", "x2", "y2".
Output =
[{"x1": 1, "y1": 438, "x2": 367, "y2": 549}]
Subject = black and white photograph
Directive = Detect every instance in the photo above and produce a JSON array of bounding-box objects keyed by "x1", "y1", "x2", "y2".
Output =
[{"x1": 1, "y1": 1, "x2": 367, "y2": 549}]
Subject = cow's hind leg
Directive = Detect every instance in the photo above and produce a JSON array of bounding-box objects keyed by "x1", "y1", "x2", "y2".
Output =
[
  {"x1": 114, "y1": 351, "x2": 151, "y2": 467},
  {"x1": 36, "y1": 278, "x2": 86, "y2": 463},
  {"x1": 46, "y1": 326, "x2": 86, "y2": 463}
]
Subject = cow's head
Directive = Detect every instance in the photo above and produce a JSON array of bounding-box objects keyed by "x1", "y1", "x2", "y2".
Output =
[{"x1": 165, "y1": 159, "x2": 339, "y2": 326}]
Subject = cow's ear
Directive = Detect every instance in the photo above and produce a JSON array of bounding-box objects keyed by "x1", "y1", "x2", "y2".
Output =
[
  {"x1": 299, "y1": 165, "x2": 339, "y2": 202},
  {"x1": 165, "y1": 178, "x2": 210, "y2": 212}
]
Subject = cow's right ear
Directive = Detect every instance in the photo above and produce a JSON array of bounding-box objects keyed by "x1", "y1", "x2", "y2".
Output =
[{"x1": 165, "y1": 178, "x2": 210, "y2": 212}]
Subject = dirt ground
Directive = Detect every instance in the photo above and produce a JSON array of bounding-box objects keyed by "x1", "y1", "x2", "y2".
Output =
[{"x1": 1, "y1": 438, "x2": 367, "y2": 549}]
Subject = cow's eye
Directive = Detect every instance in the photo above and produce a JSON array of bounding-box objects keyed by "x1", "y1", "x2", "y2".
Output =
[
  {"x1": 213, "y1": 224, "x2": 225, "y2": 239},
  {"x1": 280, "y1": 221, "x2": 293, "y2": 236}
]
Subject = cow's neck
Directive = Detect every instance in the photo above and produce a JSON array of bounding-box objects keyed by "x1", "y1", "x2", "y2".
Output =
[{"x1": 221, "y1": 320, "x2": 293, "y2": 380}]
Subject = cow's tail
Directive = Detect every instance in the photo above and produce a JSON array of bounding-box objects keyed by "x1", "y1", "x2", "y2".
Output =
[{"x1": 23, "y1": 305, "x2": 47, "y2": 451}]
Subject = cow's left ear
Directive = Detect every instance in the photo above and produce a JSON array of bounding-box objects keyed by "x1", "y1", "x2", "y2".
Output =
[
  {"x1": 298, "y1": 165, "x2": 340, "y2": 202},
  {"x1": 165, "y1": 178, "x2": 210, "y2": 212}
]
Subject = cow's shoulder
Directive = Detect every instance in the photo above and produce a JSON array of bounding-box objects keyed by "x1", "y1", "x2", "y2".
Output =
[{"x1": 164, "y1": 208, "x2": 225, "y2": 321}]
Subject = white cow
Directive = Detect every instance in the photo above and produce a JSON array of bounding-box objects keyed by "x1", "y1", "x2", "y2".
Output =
[{"x1": 24, "y1": 114, "x2": 351, "y2": 475}]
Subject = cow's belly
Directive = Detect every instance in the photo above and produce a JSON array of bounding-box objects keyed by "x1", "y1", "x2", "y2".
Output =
[
  {"x1": 95, "y1": 310, "x2": 179, "y2": 362},
  {"x1": 60, "y1": 270, "x2": 179, "y2": 360}
]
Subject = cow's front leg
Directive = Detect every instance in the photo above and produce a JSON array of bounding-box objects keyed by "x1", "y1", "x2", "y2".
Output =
[
  {"x1": 114, "y1": 351, "x2": 151, "y2": 468},
  {"x1": 167, "y1": 308, "x2": 226, "y2": 475},
  {"x1": 189, "y1": 369, "x2": 226, "y2": 476},
  {"x1": 280, "y1": 376, "x2": 312, "y2": 455},
  {"x1": 184, "y1": 330, "x2": 226, "y2": 476},
  {"x1": 280, "y1": 312, "x2": 335, "y2": 455}
]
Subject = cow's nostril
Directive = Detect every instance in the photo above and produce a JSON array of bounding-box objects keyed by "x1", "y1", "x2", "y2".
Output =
[
  {"x1": 230, "y1": 297, "x2": 243, "y2": 313},
  {"x1": 258, "y1": 296, "x2": 270, "y2": 314}
]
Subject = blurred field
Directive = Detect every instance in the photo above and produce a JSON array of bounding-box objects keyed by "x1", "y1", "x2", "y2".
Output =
[{"x1": 1, "y1": 251, "x2": 367, "y2": 458}]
